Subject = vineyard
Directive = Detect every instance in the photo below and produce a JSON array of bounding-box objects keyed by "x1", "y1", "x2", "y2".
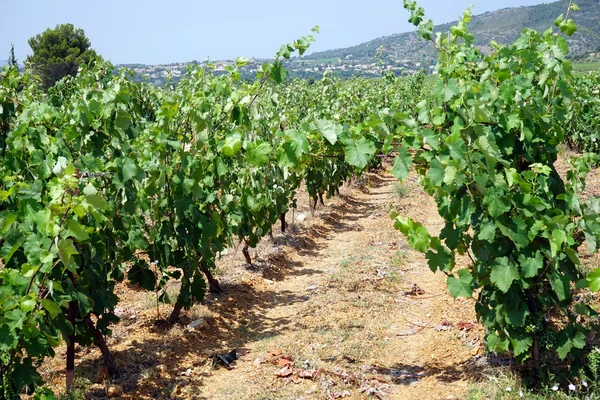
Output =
[{"x1": 2, "y1": 1, "x2": 600, "y2": 399}]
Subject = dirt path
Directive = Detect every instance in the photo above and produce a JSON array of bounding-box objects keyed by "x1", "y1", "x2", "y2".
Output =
[
  {"x1": 191, "y1": 172, "x2": 482, "y2": 399},
  {"x1": 41, "y1": 170, "x2": 484, "y2": 400}
]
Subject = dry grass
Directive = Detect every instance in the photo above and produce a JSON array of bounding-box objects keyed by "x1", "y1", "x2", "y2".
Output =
[{"x1": 38, "y1": 169, "x2": 493, "y2": 399}]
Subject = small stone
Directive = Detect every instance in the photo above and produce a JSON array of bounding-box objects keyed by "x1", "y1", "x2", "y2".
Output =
[
  {"x1": 296, "y1": 213, "x2": 307, "y2": 222},
  {"x1": 179, "y1": 368, "x2": 192, "y2": 376},
  {"x1": 201, "y1": 349, "x2": 213, "y2": 357},
  {"x1": 473, "y1": 356, "x2": 489, "y2": 367},
  {"x1": 253, "y1": 358, "x2": 265, "y2": 367},
  {"x1": 156, "y1": 364, "x2": 167, "y2": 373},
  {"x1": 106, "y1": 384, "x2": 123, "y2": 398},
  {"x1": 188, "y1": 318, "x2": 209, "y2": 331},
  {"x1": 306, "y1": 385, "x2": 318, "y2": 394},
  {"x1": 435, "y1": 325, "x2": 451, "y2": 332},
  {"x1": 397, "y1": 327, "x2": 419, "y2": 336}
]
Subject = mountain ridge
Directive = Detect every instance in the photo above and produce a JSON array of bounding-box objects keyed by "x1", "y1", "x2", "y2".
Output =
[
  {"x1": 120, "y1": 0, "x2": 600, "y2": 83},
  {"x1": 300, "y1": 0, "x2": 600, "y2": 68}
]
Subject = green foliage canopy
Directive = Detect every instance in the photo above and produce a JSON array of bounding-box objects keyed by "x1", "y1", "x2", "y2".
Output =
[
  {"x1": 26, "y1": 23, "x2": 98, "y2": 88},
  {"x1": 395, "y1": 0, "x2": 600, "y2": 369}
]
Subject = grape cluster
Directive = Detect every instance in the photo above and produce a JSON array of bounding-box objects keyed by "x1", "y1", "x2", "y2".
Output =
[
  {"x1": 540, "y1": 329, "x2": 557, "y2": 350},
  {"x1": 524, "y1": 321, "x2": 542, "y2": 334},
  {"x1": 181, "y1": 257, "x2": 194, "y2": 274},
  {"x1": 516, "y1": 316, "x2": 555, "y2": 350},
  {"x1": 520, "y1": 316, "x2": 543, "y2": 334},
  {"x1": 588, "y1": 349, "x2": 600, "y2": 378},
  {"x1": 2, "y1": 373, "x2": 18, "y2": 400}
]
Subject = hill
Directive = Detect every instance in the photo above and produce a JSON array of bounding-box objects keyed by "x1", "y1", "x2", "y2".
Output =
[
  {"x1": 121, "y1": 0, "x2": 600, "y2": 83},
  {"x1": 292, "y1": 0, "x2": 600, "y2": 77}
]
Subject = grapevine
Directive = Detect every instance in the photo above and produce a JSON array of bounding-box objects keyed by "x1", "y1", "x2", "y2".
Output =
[
  {"x1": 393, "y1": 0, "x2": 600, "y2": 369},
  {"x1": 1, "y1": 4, "x2": 599, "y2": 395}
]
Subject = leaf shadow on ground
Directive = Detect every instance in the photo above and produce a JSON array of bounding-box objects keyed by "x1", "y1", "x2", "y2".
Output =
[
  {"x1": 353, "y1": 172, "x2": 398, "y2": 195},
  {"x1": 75, "y1": 279, "x2": 308, "y2": 399},
  {"x1": 385, "y1": 362, "x2": 473, "y2": 385},
  {"x1": 376, "y1": 355, "x2": 512, "y2": 390},
  {"x1": 72, "y1": 170, "x2": 399, "y2": 399}
]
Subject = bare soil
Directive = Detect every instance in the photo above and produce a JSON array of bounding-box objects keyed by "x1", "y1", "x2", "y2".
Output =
[{"x1": 41, "y1": 169, "x2": 491, "y2": 400}]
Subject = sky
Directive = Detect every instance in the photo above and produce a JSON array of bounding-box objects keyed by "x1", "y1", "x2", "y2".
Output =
[{"x1": 0, "y1": 0, "x2": 553, "y2": 65}]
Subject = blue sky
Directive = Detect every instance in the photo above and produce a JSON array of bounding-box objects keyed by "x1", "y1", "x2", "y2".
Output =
[{"x1": 1, "y1": 0, "x2": 552, "y2": 65}]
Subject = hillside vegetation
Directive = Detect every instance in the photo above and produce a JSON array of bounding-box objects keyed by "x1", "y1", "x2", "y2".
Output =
[
  {"x1": 296, "y1": 0, "x2": 600, "y2": 75},
  {"x1": 119, "y1": 0, "x2": 600, "y2": 83}
]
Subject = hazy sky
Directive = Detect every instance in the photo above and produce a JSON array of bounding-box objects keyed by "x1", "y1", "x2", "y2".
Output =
[{"x1": 1, "y1": 0, "x2": 553, "y2": 65}]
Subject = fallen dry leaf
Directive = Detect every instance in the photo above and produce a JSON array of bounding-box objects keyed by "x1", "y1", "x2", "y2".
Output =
[
  {"x1": 297, "y1": 369, "x2": 319, "y2": 379},
  {"x1": 267, "y1": 348, "x2": 283, "y2": 357},
  {"x1": 403, "y1": 283, "x2": 425, "y2": 296},
  {"x1": 328, "y1": 390, "x2": 352, "y2": 399},
  {"x1": 277, "y1": 358, "x2": 293, "y2": 368},
  {"x1": 275, "y1": 365, "x2": 294, "y2": 377},
  {"x1": 457, "y1": 321, "x2": 476, "y2": 331},
  {"x1": 359, "y1": 381, "x2": 394, "y2": 399},
  {"x1": 95, "y1": 366, "x2": 109, "y2": 383}
]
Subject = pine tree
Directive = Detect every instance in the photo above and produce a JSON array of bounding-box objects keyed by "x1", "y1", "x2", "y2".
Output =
[
  {"x1": 26, "y1": 24, "x2": 98, "y2": 88},
  {"x1": 8, "y1": 44, "x2": 17, "y2": 68}
]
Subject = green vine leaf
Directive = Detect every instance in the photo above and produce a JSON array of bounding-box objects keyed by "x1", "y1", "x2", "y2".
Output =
[
  {"x1": 343, "y1": 137, "x2": 376, "y2": 169},
  {"x1": 518, "y1": 253, "x2": 543, "y2": 278},
  {"x1": 246, "y1": 141, "x2": 272, "y2": 167},
  {"x1": 447, "y1": 269, "x2": 474, "y2": 297},
  {"x1": 427, "y1": 159, "x2": 444, "y2": 186},
  {"x1": 490, "y1": 257, "x2": 520, "y2": 293},
  {"x1": 393, "y1": 216, "x2": 431, "y2": 253},
  {"x1": 510, "y1": 334, "x2": 533, "y2": 358},
  {"x1": 483, "y1": 192, "x2": 510, "y2": 218},
  {"x1": 57, "y1": 239, "x2": 78, "y2": 271},
  {"x1": 315, "y1": 119, "x2": 341, "y2": 145},
  {"x1": 391, "y1": 147, "x2": 412, "y2": 181},
  {"x1": 67, "y1": 220, "x2": 90, "y2": 242},
  {"x1": 121, "y1": 158, "x2": 138, "y2": 182},
  {"x1": 222, "y1": 132, "x2": 243, "y2": 156},
  {"x1": 587, "y1": 268, "x2": 600, "y2": 292}
]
